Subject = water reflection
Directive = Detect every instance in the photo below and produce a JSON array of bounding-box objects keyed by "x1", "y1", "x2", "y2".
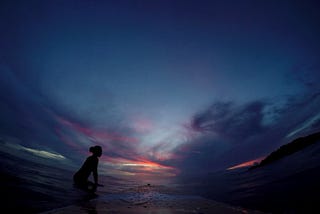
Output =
[{"x1": 80, "y1": 201, "x2": 97, "y2": 214}]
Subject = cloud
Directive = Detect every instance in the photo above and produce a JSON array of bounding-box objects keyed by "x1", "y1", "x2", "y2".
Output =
[
  {"x1": 1, "y1": 57, "x2": 319, "y2": 180},
  {"x1": 51, "y1": 112, "x2": 180, "y2": 176},
  {"x1": 170, "y1": 93, "x2": 320, "y2": 176},
  {"x1": 0, "y1": 65, "x2": 82, "y2": 162},
  {"x1": 289, "y1": 63, "x2": 320, "y2": 91},
  {"x1": 0, "y1": 65, "x2": 179, "y2": 178},
  {"x1": 191, "y1": 101, "x2": 266, "y2": 142},
  {"x1": 0, "y1": 137, "x2": 76, "y2": 169}
]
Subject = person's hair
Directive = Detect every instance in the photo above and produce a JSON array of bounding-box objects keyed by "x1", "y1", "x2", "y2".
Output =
[{"x1": 89, "y1": 145, "x2": 102, "y2": 154}]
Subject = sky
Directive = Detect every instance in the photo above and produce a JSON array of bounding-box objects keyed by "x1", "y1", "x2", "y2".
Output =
[{"x1": 0, "y1": 0, "x2": 320, "y2": 181}]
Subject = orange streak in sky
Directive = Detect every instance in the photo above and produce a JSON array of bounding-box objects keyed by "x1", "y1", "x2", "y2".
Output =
[
  {"x1": 101, "y1": 156, "x2": 178, "y2": 176},
  {"x1": 227, "y1": 156, "x2": 265, "y2": 170}
]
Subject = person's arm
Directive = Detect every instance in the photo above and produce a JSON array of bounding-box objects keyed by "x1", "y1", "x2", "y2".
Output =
[
  {"x1": 93, "y1": 159, "x2": 98, "y2": 185},
  {"x1": 92, "y1": 158, "x2": 103, "y2": 187}
]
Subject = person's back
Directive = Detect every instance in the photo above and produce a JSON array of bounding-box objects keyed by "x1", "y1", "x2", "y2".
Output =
[
  {"x1": 73, "y1": 156, "x2": 98, "y2": 184},
  {"x1": 73, "y1": 145, "x2": 102, "y2": 192}
]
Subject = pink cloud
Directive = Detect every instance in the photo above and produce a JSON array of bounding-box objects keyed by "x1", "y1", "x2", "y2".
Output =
[
  {"x1": 55, "y1": 115, "x2": 138, "y2": 144},
  {"x1": 132, "y1": 117, "x2": 154, "y2": 133},
  {"x1": 52, "y1": 114, "x2": 180, "y2": 179}
]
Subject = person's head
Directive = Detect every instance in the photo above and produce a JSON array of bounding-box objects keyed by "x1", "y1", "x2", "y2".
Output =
[{"x1": 89, "y1": 145, "x2": 102, "y2": 157}]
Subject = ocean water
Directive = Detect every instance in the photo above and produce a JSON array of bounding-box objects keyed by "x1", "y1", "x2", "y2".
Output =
[
  {"x1": 0, "y1": 150, "x2": 138, "y2": 213},
  {"x1": 179, "y1": 142, "x2": 320, "y2": 213},
  {"x1": 2, "y1": 141, "x2": 320, "y2": 214}
]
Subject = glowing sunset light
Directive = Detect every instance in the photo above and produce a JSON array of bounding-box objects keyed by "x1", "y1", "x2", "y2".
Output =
[
  {"x1": 121, "y1": 162, "x2": 174, "y2": 172},
  {"x1": 53, "y1": 113, "x2": 181, "y2": 178},
  {"x1": 227, "y1": 157, "x2": 265, "y2": 170},
  {"x1": 103, "y1": 156, "x2": 175, "y2": 171},
  {"x1": 99, "y1": 155, "x2": 178, "y2": 178}
]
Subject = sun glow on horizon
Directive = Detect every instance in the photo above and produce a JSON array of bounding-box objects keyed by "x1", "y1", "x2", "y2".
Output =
[{"x1": 99, "y1": 156, "x2": 178, "y2": 179}]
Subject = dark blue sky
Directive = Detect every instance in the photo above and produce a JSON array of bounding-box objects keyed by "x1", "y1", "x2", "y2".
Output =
[{"x1": 1, "y1": 0, "x2": 320, "y2": 179}]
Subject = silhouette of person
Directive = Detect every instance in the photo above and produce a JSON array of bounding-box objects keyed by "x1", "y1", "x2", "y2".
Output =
[{"x1": 73, "y1": 145, "x2": 103, "y2": 192}]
